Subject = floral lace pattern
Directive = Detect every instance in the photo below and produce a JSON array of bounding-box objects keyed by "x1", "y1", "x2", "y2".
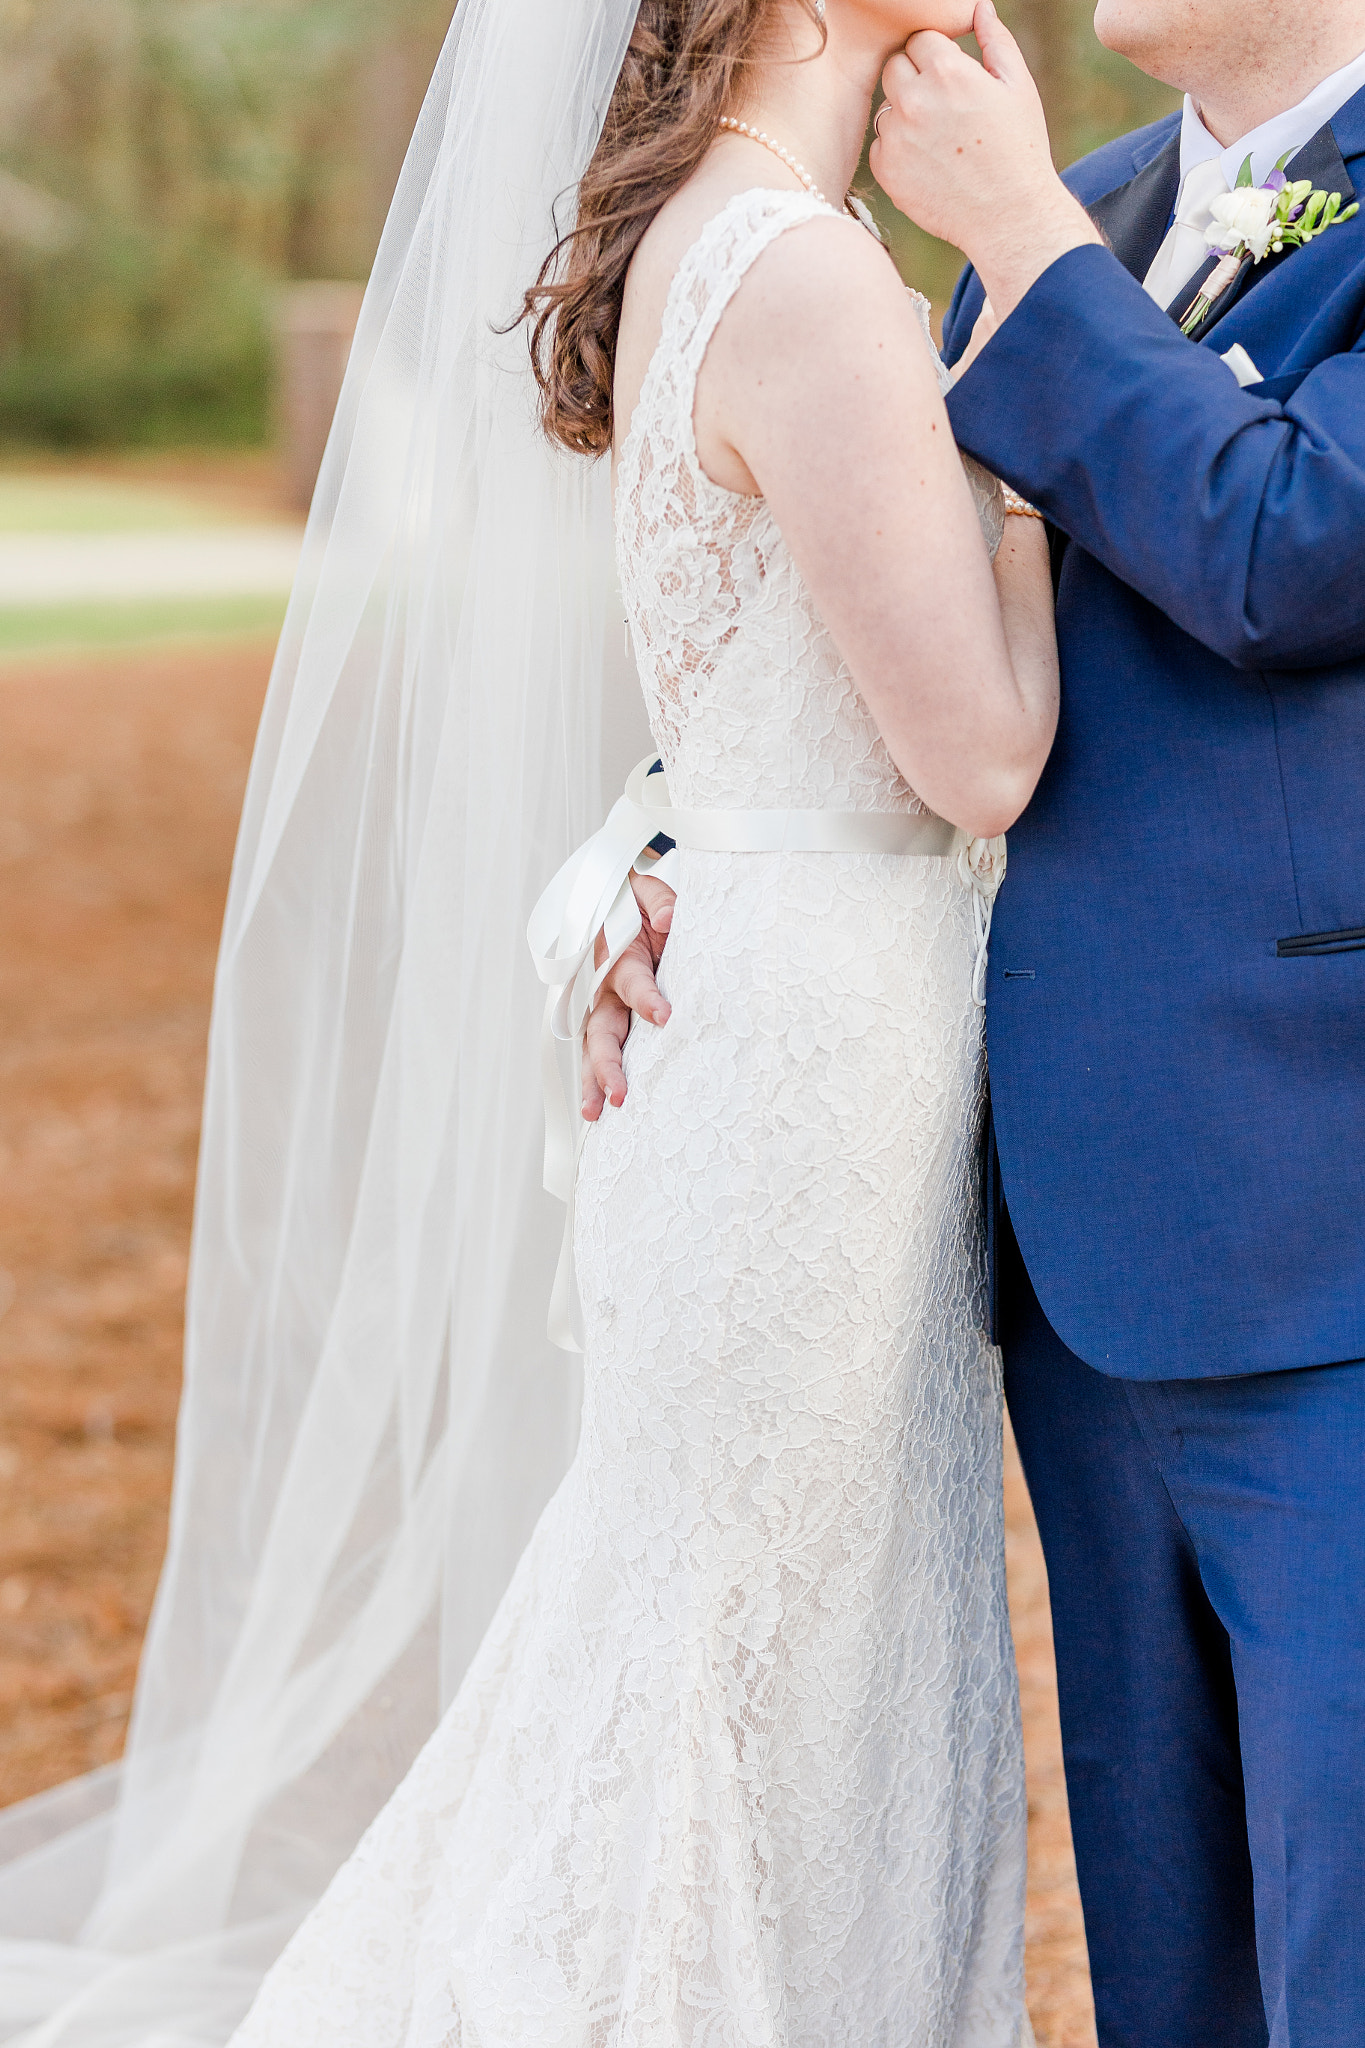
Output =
[
  {"x1": 615, "y1": 191, "x2": 1003, "y2": 812},
  {"x1": 231, "y1": 189, "x2": 1030, "y2": 2048}
]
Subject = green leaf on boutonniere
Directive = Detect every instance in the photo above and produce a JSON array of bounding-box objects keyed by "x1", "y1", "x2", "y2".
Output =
[{"x1": 1236, "y1": 154, "x2": 1255, "y2": 188}]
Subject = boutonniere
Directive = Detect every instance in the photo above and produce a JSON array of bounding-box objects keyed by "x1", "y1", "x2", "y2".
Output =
[{"x1": 1180, "y1": 152, "x2": 1359, "y2": 335}]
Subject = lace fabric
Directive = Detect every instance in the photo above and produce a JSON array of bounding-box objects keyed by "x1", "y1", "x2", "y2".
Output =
[
  {"x1": 230, "y1": 188, "x2": 1031, "y2": 2048},
  {"x1": 616, "y1": 190, "x2": 1004, "y2": 811}
]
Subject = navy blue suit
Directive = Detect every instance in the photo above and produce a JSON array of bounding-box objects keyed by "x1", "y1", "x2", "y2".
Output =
[{"x1": 942, "y1": 94, "x2": 1365, "y2": 2046}]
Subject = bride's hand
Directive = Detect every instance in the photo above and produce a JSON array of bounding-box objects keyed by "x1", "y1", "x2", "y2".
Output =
[{"x1": 581, "y1": 871, "x2": 676, "y2": 1121}]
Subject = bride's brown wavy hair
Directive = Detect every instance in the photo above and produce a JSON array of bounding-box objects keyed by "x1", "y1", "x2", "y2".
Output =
[{"x1": 522, "y1": 0, "x2": 824, "y2": 457}]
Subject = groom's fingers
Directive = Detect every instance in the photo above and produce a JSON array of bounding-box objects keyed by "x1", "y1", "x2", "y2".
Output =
[
  {"x1": 880, "y1": 50, "x2": 915, "y2": 113},
  {"x1": 604, "y1": 916, "x2": 671, "y2": 1020},
  {"x1": 630, "y1": 869, "x2": 676, "y2": 945},
  {"x1": 607, "y1": 924, "x2": 666, "y2": 1021},
  {"x1": 610, "y1": 935, "x2": 671, "y2": 1031},
  {"x1": 972, "y1": 0, "x2": 1029, "y2": 86},
  {"x1": 879, "y1": 45, "x2": 938, "y2": 126},
  {"x1": 583, "y1": 991, "x2": 628, "y2": 1116},
  {"x1": 583, "y1": 918, "x2": 673, "y2": 1116},
  {"x1": 581, "y1": 1042, "x2": 607, "y2": 1123},
  {"x1": 900, "y1": 29, "x2": 962, "y2": 79}
]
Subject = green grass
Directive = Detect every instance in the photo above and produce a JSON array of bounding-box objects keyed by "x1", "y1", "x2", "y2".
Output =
[{"x1": 0, "y1": 592, "x2": 287, "y2": 659}]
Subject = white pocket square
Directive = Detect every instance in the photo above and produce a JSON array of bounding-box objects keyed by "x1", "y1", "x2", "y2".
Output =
[{"x1": 1220, "y1": 343, "x2": 1264, "y2": 388}]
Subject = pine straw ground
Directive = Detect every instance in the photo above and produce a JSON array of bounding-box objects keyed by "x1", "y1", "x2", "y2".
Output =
[{"x1": 0, "y1": 634, "x2": 1097, "y2": 2046}]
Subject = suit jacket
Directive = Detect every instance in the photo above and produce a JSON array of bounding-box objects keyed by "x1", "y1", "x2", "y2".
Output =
[{"x1": 942, "y1": 92, "x2": 1365, "y2": 1378}]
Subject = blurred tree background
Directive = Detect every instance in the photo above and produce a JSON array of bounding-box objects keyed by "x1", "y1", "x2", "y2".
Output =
[
  {"x1": 0, "y1": 0, "x2": 454, "y2": 444},
  {"x1": 0, "y1": 0, "x2": 1178, "y2": 450}
]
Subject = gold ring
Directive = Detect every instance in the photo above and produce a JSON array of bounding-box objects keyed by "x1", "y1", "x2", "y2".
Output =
[{"x1": 873, "y1": 102, "x2": 890, "y2": 140}]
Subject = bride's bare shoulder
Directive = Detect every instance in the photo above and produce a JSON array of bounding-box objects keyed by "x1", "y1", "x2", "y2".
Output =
[
  {"x1": 617, "y1": 175, "x2": 916, "y2": 423},
  {"x1": 700, "y1": 204, "x2": 942, "y2": 426},
  {"x1": 627, "y1": 170, "x2": 891, "y2": 314}
]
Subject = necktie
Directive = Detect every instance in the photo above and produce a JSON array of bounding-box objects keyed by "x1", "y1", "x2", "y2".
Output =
[{"x1": 1142, "y1": 156, "x2": 1231, "y2": 310}]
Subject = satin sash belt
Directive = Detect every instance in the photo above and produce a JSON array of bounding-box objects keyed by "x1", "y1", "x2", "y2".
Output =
[{"x1": 527, "y1": 754, "x2": 987, "y2": 1352}]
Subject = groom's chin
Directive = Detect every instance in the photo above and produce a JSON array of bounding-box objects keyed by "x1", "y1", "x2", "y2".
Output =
[
  {"x1": 893, "y1": 0, "x2": 976, "y2": 41},
  {"x1": 1090, "y1": 0, "x2": 1187, "y2": 85}
]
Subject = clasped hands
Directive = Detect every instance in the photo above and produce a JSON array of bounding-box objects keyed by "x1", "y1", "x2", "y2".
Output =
[{"x1": 583, "y1": 2, "x2": 1099, "y2": 1119}]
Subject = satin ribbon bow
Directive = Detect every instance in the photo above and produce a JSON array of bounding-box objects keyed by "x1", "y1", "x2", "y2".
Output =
[{"x1": 527, "y1": 761, "x2": 672, "y2": 1350}]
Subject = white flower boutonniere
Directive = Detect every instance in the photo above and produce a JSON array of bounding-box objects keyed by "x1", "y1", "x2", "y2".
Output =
[{"x1": 1180, "y1": 153, "x2": 1359, "y2": 336}]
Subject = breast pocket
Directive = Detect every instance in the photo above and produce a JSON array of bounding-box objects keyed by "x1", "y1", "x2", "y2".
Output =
[{"x1": 1276, "y1": 926, "x2": 1365, "y2": 957}]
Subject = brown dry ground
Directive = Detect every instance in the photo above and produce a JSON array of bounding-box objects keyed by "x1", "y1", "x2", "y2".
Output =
[{"x1": 0, "y1": 625, "x2": 1097, "y2": 2046}]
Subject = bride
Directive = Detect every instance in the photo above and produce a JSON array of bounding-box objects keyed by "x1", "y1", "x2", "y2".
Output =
[
  {"x1": 225, "y1": 0, "x2": 1058, "y2": 2042},
  {"x1": 0, "y1": 1, "x2": 1058, "y2": 2043}
]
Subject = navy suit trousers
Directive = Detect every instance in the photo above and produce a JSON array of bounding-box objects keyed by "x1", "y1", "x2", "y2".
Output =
[{"x1": 999, "y1": 1212, "x2": 1365, "y2": 2048}]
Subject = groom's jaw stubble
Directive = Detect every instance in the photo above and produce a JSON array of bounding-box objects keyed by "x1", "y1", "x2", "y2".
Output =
[{"x1": 1092, "y1": 0, "x2": 1365, "y2": 143}]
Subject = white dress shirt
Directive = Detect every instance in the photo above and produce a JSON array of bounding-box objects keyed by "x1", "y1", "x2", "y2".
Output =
[{"x1": 1142, "y1": 43, "x2": 1365, "y2": 308}]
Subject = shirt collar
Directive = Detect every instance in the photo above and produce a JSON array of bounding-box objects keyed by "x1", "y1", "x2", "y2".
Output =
[{"x1": 1179, "y1": 43, "x2": 1365, "y2": 189}]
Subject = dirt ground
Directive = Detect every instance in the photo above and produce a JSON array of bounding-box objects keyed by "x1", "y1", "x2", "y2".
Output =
[{"x1": 0, "y1": 631, "x2": 1097, "y2": 2046}]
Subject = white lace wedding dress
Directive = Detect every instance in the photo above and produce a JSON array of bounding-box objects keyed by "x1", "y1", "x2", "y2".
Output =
[{"x1": 231, "y1": 189, "x2": 1031, "y2": 2048}]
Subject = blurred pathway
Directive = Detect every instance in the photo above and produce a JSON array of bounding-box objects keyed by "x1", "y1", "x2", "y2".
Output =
[
  {"x1": 0, "y1": 466, "x2": 304, "y2": 656},
  {"x1": 0, "y1": 530, "x2": 302, "y2": 605}
]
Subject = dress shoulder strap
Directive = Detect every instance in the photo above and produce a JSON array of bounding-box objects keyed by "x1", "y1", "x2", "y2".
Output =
[{"x1": 669, "y1": 187, "x2": 838, "y2": 375}]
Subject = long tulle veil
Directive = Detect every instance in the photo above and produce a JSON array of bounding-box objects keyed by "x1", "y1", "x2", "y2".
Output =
[{"x1": 0, "y1": 2, "x2": 653, "y2": 2039}]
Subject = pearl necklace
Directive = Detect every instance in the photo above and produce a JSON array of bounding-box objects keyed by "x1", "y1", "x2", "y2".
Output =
[{"x1": 717, "y1": 117, "x2": 836, "y2": 209}]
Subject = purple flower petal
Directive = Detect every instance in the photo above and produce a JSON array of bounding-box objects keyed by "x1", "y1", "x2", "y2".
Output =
[{"x1": 1263, "y1": 169, "x2": 1288, "y2": 192}]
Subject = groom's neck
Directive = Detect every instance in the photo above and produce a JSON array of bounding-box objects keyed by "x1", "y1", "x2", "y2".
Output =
[
  {"x1": 1101, "y1": 0, "x2": 1365, "y2": 147},
  {"x1": 1194, "y1": 33, "x2": 1363, "y2": 145}
]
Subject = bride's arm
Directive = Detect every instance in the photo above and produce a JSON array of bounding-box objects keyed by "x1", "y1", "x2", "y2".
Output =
[
  {"x1": 989, "y1": 513, "x2": 1058, "y2": 765},
  {"x1": 699, "y1": 213, "x2": 1058, "y2": 840},
  {"x1": 582, "y1": 506, "x2": 1057, "y2": 1118},
  {"x1": 583, "y1": 214, "x2": 1060, "y2": 1112}
]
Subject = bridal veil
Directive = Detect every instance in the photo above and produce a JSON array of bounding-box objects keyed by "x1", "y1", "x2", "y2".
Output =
[{"x1": 0, "y1": 1, "x2": 653, "y2": 2038}]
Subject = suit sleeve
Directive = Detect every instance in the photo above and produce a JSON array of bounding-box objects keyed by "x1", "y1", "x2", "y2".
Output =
[
  {"x1": 945, "y1": 241, "x2": 1365, "y2": 672},
  {"x1": 940, "y1": 262, "x2": 986, "y2": 368}
]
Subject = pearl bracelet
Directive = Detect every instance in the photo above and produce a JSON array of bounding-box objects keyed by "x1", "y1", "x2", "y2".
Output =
[{"x1": 1002, "y1": 485, "x2": 1044, "y2": 522}]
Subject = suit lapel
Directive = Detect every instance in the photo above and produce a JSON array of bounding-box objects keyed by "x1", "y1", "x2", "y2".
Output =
[
  {"x1": 1088, "y1": 130, "x2": 1182, "y2": 281},
  {"x1": 1176, "y1": 119, "x2": 1357, "y2": 343}
]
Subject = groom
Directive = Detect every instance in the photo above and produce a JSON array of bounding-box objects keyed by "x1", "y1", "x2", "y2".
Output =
[{"x1": 868, "y1": 1, "x2": 1365, "y2": 2043}]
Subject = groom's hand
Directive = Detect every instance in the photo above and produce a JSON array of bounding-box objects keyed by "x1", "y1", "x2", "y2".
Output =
[
  {"x1": 871, "y1": 0, "x2": 1100, "y2": 321},
  {"x1": 581, "y1": 870, "x2": 676, "y2": 1121}
]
